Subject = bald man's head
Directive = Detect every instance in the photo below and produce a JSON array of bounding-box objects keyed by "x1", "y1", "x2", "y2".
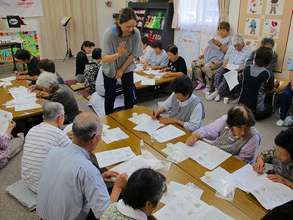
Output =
[
  {"x1": 226, "y1": 105, "x2": 255, "y2": 128},
  {"x1": 72, "y1": 112, "x2": 102, "y2": 143}
]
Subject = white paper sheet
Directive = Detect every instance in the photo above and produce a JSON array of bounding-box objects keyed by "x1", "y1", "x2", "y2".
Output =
[
  {"x1": 155, "y1": 192, "x2": 233, "y2": 220},
  {"x1": 0, "y1": 76, "x2": 16, "y2": 82},
  {"x1": 14, "y1": 102, "x2": 41, "y2": 111},
  {"x1": 152, "y1": 125, "x2": 185, "y2": 143},
  {"x1": 111, "y1": 153, "x2": 162, "y2": 176},
  {"x1": 226, "y1": 64, "x2": 240, "y2": 71},
  {"x1": 144, "y1": 69, "x2": 163, "y2": 76},
  {"x1": 161, "y1": 181, "x2": 203, "y2": 205},
  {"x1": 95, "y1": 147, "x2": 135, "y2": 168},
  {"x1": 0, "y1": 81, "x2": 12, "y2": 87},
  {"x1": 134, "y1": 64, "x2": 144, "y2": 72},
  {"x1": 102, "y1": 127, "x2": 129, "y2": 144},
  {"x1": 0, "y1": 110, "x2": 13, "y2": 135},
  {"x1": 133, "y1": 119, "x2": 162, "y2": 135},
  {"x1": 224, "y1": 70, "x2": 239, "y2": 91},
  {"x1": 176, "y1": 141, "x2": 231, "y2": 170},
  {"x1": 133, "y1": 73, "x2": 143, "y2": 83},
  {"x1": 231, "y1": 164, "x2": 293, "y2": 210},
  {"x1": 141, "y1": 77, "x2": 156, "y2": 86},
  {"x1": 200, "y1": 167, "x2": 235, "y2": 197},
  {"x1": 128, "y1": 113, "x2": 152, "y2": 125},
  {"x1": 162, "y1": 143, "x2": 189, "y2": 163}
]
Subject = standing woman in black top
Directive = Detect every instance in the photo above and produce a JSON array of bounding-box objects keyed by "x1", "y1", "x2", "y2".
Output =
[{"x1": 75, "y1": 41, "x2": 95, "y2": 81}]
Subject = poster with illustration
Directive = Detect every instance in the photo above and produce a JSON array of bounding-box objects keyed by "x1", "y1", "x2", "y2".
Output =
[
  {"x1": 263, "y1": 19, "x2": 281, "y2": 39},
  {"x1": 245, "y1": 18, "x2": 260, "y2": 36},
  {"x1": 265, "y1": 0, "x2": 284, "y2": 15},
  {"x1": 245, "y1": 39, "x2": 258, "y2": 51},
  {"x1": 247, "y1": 0, "x2": 263, "y2": 15}
]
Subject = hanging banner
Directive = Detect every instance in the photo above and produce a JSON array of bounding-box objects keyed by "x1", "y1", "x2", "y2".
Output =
[{"x1": 0, "y1": 0, "x2": 43, "y2": 17}]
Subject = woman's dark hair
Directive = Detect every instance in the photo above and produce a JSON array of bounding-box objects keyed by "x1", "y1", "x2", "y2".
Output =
[
  {"x1": 15, "y1": 49, "x2": 31, "y2": 61},
  {"x1": 152, "y1": 40, "x2": 163, "y2": 50},
  {"x1": 226, "y1": 105, "x2": 256, "y2": 128},
  {"x1": 275, "y1": 127, "x2": 293, "y2": 159},
  {"x1": 92, "y1": 48, "x2": 102, "y2": 60},
  {"x1": 116, "y1": 8, "x2": 137, "y2": 37},
  {"x1": 172, "y1": 75, "x2": 193, "y2": 98},
  {"x1": 142, "y1": 36, "x2": 149, "y2": 45},
  {"x1": 167, "y1": 45, "x2": 178, "y2": 55},
  {"x1": 80, "y1": 41, "x2": 95, "y2": 51},
  {"x1": 218, "y1": 21, "x2": 230, "y2": 32},
  {"x1": 39, "y1": 59, "x2": 55, "y2": 73},
  {"x1": 261, "y1": 38, "x2": 275, "y2": 47},
  {"x1": 254, "y1": 46, "x2": 273, "y2": 67},
  {"x1": 122, "y1": 168, "x2": 166, "y2": 209}
]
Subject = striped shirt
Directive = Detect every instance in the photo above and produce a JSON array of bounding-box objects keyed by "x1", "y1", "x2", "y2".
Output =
[{"x1": 21, "y1": 122, "x2": 71, "y2": 193}]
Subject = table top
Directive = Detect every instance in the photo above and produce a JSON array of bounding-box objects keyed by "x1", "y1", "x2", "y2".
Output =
[
  {"x1": 0, "y1": 80, "x2": 43, "y2": 120},
  {"x1": 109, "y1": 105, "x2": 267, "y2": 219},
  {"x1": 134, "y1": 71, "x2": 176, "y2": 90},
  {"x1": 94, "y1": 116, "x2": 253, "y2": 220}
]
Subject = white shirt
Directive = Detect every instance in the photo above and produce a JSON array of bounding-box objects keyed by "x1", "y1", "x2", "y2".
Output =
[
  {"x1": 140, "y1": 45, "x2": 153, "y2": 63},
  {"x1": 21, "y1": 122, "x2": 71, "y2": 193},
  {"x1": 147, "y1": 49, "x2": 169, "y2": 67}
]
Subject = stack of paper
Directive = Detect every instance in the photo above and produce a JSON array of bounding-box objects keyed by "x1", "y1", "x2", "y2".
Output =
[
  {"x1": 162, "y1": 143, "x2": 189, "y2": 163},
  {"x1": 0, "y1": 81, "x2": 12, "y2": 87},
  {"x1": 226, "y1": 63, "x2": 240, "y2": 71},
  {"x1": 133, "y1": 118, "x2": 162, "y2": 135},
  {"x1": 144, "y1": 69, "x2": 163, "y2": 76},
  {"x1": 152, "y1": 125, "x2": 186, "y2": 143},
  {"x1": 161, "y1": 181, "x2": 203, "y2": 205},
  {"x1": 133, "y1": 73, "x2": 144, "y2": 83},
  {"x1": 154, "y1": 187, "x2": 233, "y2": 220},
  {"x1": 201, "y1": 167, "x2": 236, "y2": 199},
  {"x1": 134, "y1": 64, "x2": 144, "y2": 72},
  {"x1": 231, "y1": 164, "x2": 293, "y2": 210},
  {"x1": 102, "y1": 127, "x2": 129, "y2": 144},
  {"x1": 140, "y1": 77, "x2": 156, "y2": 85},
  {"x1": 95, "y1": 147, "x2": 135, "y2": 168},
  {"x1": 4, "y1": 86, "x2": 41, "y2": 111},
  {"x1": 0, "y1": 110, "x2": 13, "y2": 135},
  {"x1": 129, "y1": 113, "x2": 152, "y2": 125},
  {"x1": 0, "y1": 76, "x2": 16, "y2": 82},
  {"x1": 224, "y1": 70, "x2": 239, "y2": 91},
  {"x1": 111, "y1": 150, "x2": 166, "y2": 176}
]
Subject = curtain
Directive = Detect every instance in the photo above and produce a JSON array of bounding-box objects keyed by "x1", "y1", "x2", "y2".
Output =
[
  {"x1": 218, "y1": 0, "x2": 230, "y2": 22},
  {"x1": 176, "y1": 0, "x2": 219, "y2": 34},
  {"x1": 39, "y1": 0, "x2": 99, "y2": 59}
]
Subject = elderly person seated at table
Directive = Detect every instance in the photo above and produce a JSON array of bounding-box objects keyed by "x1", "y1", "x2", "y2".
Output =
[
  {"x1": 186, "y1": 105, "x2": 261, "y2": 163},
  {"x1": 144, "y1": 40, "x2": 168, "y2": 70},
  {"x1": 206, "y1": 35, "x2": 251, "y2": 102},
  {"x1": 101, "y1": 168, "x2": 166, "y2": 220},
  {"x1": 153, "y1": 76, "x2": 204, "y2": 132},
  {"x1": 35, "y1": 72, "x2": 79, "y2": 124},
  {"x1": 37, "y1": 112, "x2": 128, "y2": 220},
  {"x1": 21, "y1": 102, "x2": 71, "y2": 193}
]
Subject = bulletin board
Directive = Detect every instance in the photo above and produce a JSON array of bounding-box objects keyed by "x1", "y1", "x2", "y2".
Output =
[
  {"x1": 0, "y1": 31, "x2": 40, "y2": 64},
  {"x1": 238, "y1": 0, "x2": 293, "y2": 72}
]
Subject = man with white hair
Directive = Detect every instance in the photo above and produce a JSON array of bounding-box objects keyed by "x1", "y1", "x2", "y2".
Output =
[
  {"x1": 21, "y1": 102, "x2": 71, "y2": 193},
  {"x1": 37, "y1": 112, "x2": 128, "y2": 220},
  {"x1": 206, "y1": 34, "x2": 251, "y2": 102},
  {"x1": 36, "y1": 72, "x2": 79, "y2": 124}
]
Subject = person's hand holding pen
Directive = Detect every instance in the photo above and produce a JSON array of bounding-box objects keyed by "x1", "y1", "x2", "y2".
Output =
[{"x1": 152, "y1": 107, "x2": 165, "y2": 120}]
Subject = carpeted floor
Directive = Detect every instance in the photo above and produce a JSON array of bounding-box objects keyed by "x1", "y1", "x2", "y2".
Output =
[{"x1": 0, "y1": 59, "x2": 284, "y2": 219}]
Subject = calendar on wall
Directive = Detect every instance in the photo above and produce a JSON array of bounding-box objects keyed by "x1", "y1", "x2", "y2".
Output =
[{"x1": 238, "y1": 0, "x2": 293, "y2": 73}]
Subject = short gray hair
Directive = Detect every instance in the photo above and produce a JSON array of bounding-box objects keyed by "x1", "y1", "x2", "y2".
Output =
[
  {"x1": 72, "y1": 112, "x2": 102, "y2": 143},
  {"x1": 232, "y1": 35, "x2": 244, "y2": 46},
  {"x1": 43, "y1": 101, "x2": 64, "y2": 121},
  {"x1": 36, "y1": 71, "x2": 59, "y2": 90}
]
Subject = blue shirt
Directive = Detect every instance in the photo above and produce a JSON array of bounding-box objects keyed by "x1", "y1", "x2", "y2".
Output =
[
  {"x1": 204, "y1": 35, "x2": 231, "y2": 63},
  {"x1": 147, "y1": 49, "x2": 169, "y2": 67},
  {"x1": 37, "y1": 144, "x2": 110, "y2": 220},
  {"x1": 224, "y1": 45, "x2": 251, "y2": 66},
  {"x1": 289, "y1": 59, "x2": 293, "y2": 71}
]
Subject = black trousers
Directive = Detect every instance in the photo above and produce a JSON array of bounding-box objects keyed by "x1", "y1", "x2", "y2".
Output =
[{"x1": 103, "y1": 71, "x2": 135, "y2": 115}]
